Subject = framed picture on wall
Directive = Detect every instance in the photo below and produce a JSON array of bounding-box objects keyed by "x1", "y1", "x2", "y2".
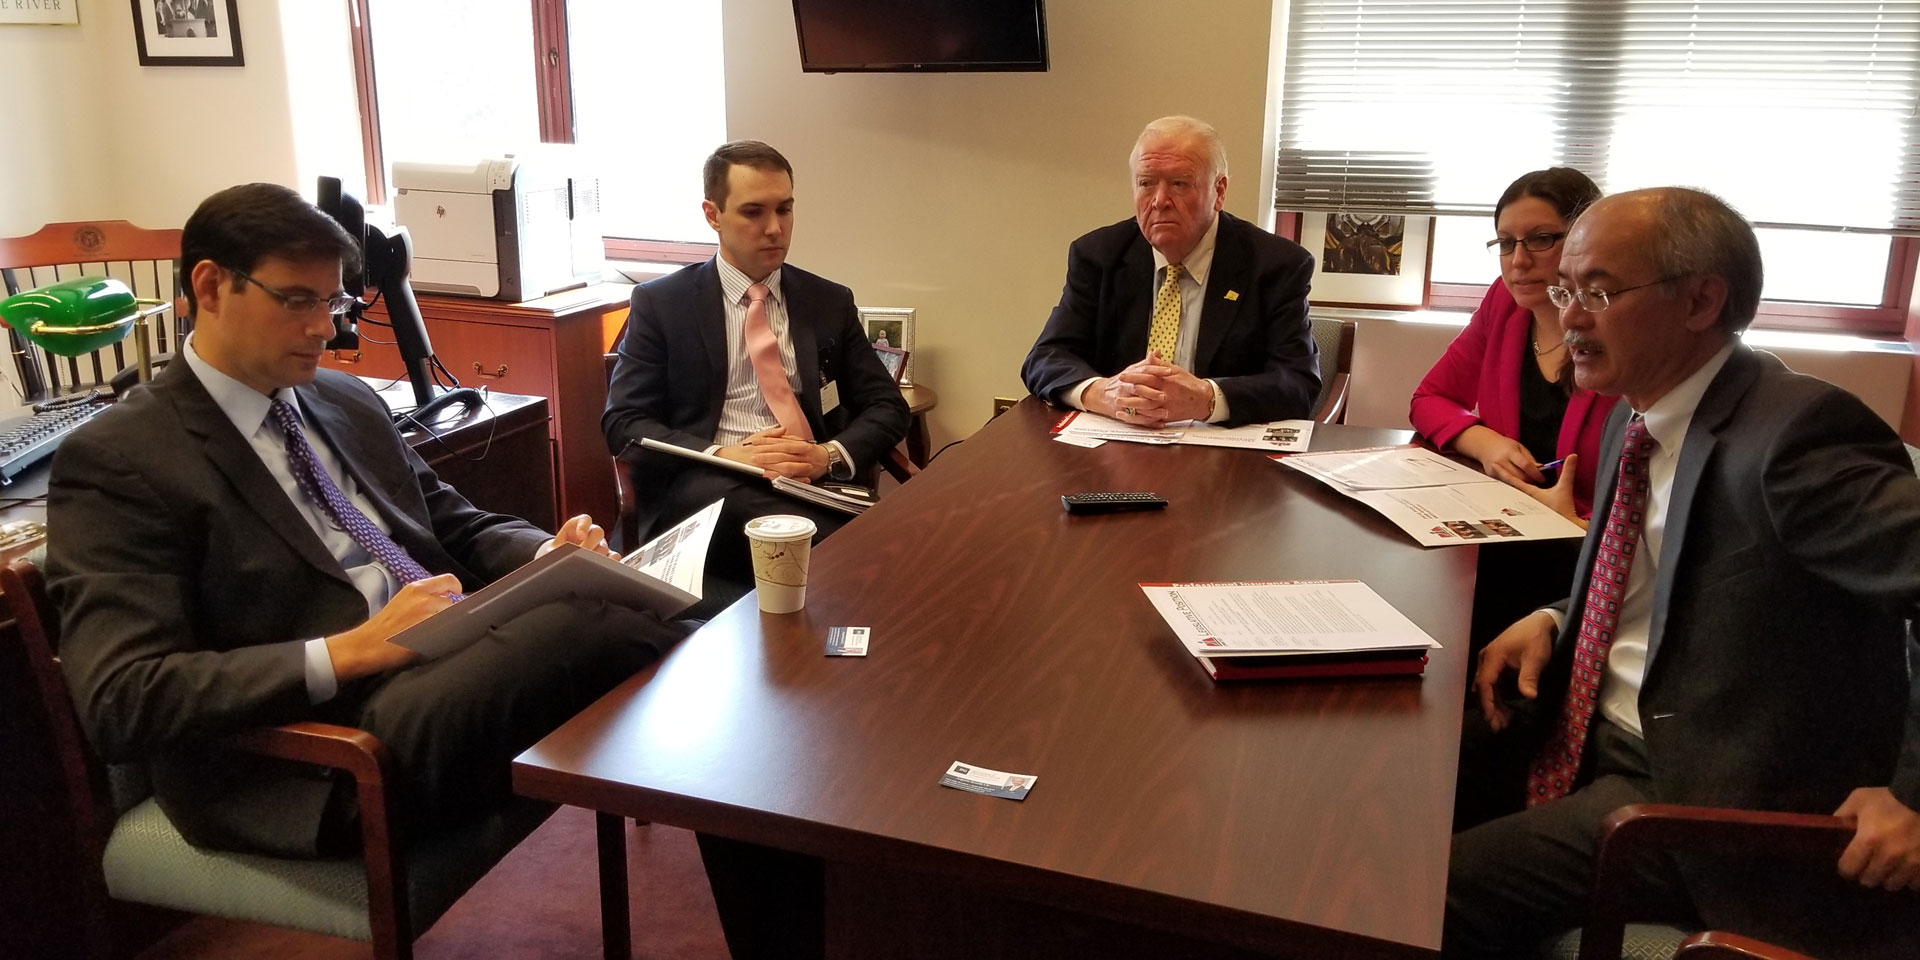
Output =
[
  {"x1": 1, "y1": 1, "x2": 80, "y2": 25},
  {"x1": 858, "y1": 307, "x2": 916, "y2": 385},
  {"x1": 1297, "y1": 212, "x2": 1433, "y2": 309},
  {"x1": 131, "y1": 0, "x2": 245, "y2": 67}
]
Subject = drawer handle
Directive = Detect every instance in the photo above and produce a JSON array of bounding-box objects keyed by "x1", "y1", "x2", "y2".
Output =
[
  {"x1": 473, "y1": 362, "x2": 509, "y2": 380},
  {"x1": 331, "y1": 350, "x2": 363, "y2": 364}
]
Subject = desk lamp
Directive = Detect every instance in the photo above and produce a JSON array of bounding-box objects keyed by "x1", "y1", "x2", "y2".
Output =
[{"x1": 0, "y1": 276, "x2": 163, "y2": 383}]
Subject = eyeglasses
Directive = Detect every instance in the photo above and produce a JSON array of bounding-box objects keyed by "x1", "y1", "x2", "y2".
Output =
[
  {"x1": 230, "y1": 269, "x2": 358, "y2": 317},
  {"x1": 1485, "y1": 231, "x2": 1568, "y2": 257},
  {"x1": 1546, "y1": 275, "x2": 1688, "y2": 312}
]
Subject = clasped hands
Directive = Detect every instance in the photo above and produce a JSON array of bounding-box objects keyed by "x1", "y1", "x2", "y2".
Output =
[
  {"x1": 716, "y1": 426, "x2": 830, "y2": 481},
  {"x1": 1474, "y1": 610, "x2": 1920, "y2": 894},
  {"x1": 328, "y1": 514, "x2": 617, "y2": 681},
  {"x1": 1082, "y1": 350, "x2": 1214, "y2": 425}
]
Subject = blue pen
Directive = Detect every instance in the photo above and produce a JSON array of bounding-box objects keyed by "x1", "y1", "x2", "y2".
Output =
[{"x1": 1538, "y1": 458, "x2": 1566, "y2": 482}]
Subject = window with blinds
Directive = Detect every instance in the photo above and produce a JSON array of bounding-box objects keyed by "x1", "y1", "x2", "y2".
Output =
[{"x1": 1274, "y1": 1, "x2": 1920, "y2": 317}]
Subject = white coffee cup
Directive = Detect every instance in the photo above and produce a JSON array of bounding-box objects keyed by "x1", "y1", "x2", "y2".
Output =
[{"x1": 744, "y1": 515, "x2": 817, "y2": 614}]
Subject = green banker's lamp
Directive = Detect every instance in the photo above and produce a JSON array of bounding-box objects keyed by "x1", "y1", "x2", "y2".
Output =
[{"x1": 0, "y1": 275, "x2": 165, "y2": 384}]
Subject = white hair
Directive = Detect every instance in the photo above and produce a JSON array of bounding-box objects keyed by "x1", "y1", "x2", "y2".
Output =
[{"x1": 1131, "y1": 116, "x2": 1228, "y2": 183}]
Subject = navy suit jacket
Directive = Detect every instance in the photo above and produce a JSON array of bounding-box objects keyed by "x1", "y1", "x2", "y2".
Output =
[
  {"x1": 1020, "y1": 211, "x2": 1320, "y2": 425},
  {"x1": 602, "y1": 258, "x2": 909, "y2": 531}
]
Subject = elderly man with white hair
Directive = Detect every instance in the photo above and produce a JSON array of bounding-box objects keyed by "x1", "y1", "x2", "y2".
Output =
[{"x1": 1022, "y1": 115, "x2": 1320, "y2": 426}]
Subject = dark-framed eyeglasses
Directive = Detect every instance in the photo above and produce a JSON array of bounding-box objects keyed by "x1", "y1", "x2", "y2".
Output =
[
  {"x1": 1486, "y1": 231, "x2": 1568, "y2": 257},
  {"x1": 230, "y1": 268, "x2": 358, "y2": 317},
  {"x1": 1545, "y1": 275, "x2": 1688, "y2": 312}
]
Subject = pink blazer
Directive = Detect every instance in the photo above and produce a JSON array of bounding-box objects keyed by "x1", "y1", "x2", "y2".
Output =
[{"x1": 1409, "y1": 280, "x2": 1619, "y2": 518}]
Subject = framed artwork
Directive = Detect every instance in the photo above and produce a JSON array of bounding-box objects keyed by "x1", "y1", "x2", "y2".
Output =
[
  {"x1": 131, "y1": 0, "x2": 245, "y2": 67},
  {"x1": 858, "y1": 307, "x2": 916, "y2": 385},
  {"x1": 1298, "y1": 212, "x2": 1433, "y2": 309},
  {"x1": 1, "y1": 1, "x2": 79, "y2": 25},
  {"x1": 872, "y1": 345, "x2": 908, "y2": 385}
]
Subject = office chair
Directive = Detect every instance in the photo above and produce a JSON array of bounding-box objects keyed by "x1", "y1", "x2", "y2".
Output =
[
  {"x1": 0, "y1": 557, "x2": 555, "y2": 960},
  {"x1": 1545, "y1": 804, "x2": 1853, "y2": 960},
  {"x1": 1309, "y1": 315, "x2": 1354, "y2": 424}
]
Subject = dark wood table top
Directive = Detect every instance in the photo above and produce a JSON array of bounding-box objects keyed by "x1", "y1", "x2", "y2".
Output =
[{"x1": 514, "y1": 400, "x2": 1474, "y2": 958}]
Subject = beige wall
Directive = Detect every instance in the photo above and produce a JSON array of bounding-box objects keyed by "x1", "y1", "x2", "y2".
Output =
[
  {"x1": 722, "y1": 0, "x2": 1278, "y2": 446},
  {"x1": 0, "y1": 1, "x2": 355, "y2": 237},
  {"x1": 0, "y1": 15, "x2": 114, "y2": 234}
]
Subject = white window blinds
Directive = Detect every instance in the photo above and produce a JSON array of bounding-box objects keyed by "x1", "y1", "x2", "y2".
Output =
[{"x1": 1274, "y1": 1, "x2": 1920, "y2": 234}]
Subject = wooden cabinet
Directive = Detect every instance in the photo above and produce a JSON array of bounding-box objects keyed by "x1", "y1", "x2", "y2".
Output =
[{"x1": 322, "y1": 283, "x2": 631, "y2": 524}]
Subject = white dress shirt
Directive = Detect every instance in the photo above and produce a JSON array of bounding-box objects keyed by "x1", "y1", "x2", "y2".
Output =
[
  {"x1": 1542, "y1": 344, "x2": 1735, "y2": 736},
  {"x1": 183, "y1": 334, "x2": 400, "y2": 704},
  {"x1": 708, "y1": 257, "x2": 854, "y2": 475},
  {"x1": 1071, "y1": 214, "x2": 1233, "y2": 423}
]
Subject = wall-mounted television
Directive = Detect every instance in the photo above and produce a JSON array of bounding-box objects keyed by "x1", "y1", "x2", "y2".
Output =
[{"x1": 792, "y1": 0, "x2": 1048, "y2": 73}]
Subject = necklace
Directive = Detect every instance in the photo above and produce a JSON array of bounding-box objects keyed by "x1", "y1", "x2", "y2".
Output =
[
  {"x1": 1531, "y1": 319, "x2": 1567, "y2": 356},
  {"x1": 1533, "y1": 337, "x2": 1567, "y2": 356}
]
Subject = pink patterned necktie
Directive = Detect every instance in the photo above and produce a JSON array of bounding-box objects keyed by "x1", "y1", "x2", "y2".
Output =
[
  {"x1": 743, "y1": 282, "x2": 813, "y2": 441},
  {"x1": 1526, "y1": 417, "x2": 1656, "y2": 806},
  {"x1": 267, "y1": 399, "x2": 461, "y2": 601}
]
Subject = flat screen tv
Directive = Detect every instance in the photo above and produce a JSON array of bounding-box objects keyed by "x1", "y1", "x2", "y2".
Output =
[{"x1": 792, "y1": 0, "x2": 1048, "y2": 73}]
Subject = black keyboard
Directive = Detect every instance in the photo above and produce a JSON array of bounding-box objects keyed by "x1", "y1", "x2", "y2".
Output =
[{"x1": 0, "y1": 402, "x2": 111, "y2": 484}]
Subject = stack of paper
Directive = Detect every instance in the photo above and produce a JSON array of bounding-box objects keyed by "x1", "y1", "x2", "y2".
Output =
[
  {"x1": 1050, "y1": 410, "x2": 1313, "y2": 452},
  {"x1": 1139, "y1": 580, "x2": 1439, "y2": 681},
  {"x1": 1274, "y1": 445, "x2": 1585, "y2": 547}
]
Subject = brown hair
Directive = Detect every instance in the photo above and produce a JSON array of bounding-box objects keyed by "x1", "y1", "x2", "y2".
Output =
[
  {"x1": 702, "y1": 140, "x2": 794, "y2": 209},
  {"x1": 179, "y1": 182, "x2": 359, "y2": 318}
]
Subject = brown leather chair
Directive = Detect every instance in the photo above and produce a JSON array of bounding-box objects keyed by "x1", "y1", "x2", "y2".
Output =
[
  {"x1": 0, "y1": 557, "x2": 553, "y2": 960},
  {"x1": 0, "y1": 220, "x2": 190, "y2": 397},
  {"x1": 1551, "y1": 803, "x2": 1854, "y2": 960}
]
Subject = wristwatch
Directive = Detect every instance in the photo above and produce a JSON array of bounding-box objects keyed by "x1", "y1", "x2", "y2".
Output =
[{"x1": 824, "y1": 444, "x2": 848, "y2": 479}]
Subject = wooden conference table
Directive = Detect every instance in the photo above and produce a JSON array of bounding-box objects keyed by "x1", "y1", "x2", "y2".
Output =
[{"x1": 513, "y1": 399, "x2": 1477, "y2": 959}]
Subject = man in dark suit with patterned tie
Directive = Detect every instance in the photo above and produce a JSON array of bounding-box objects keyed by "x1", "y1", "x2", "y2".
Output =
[
  {"x1": 1449, "y1": 188, "x2": 1920, "y2": 959},
  {"x1": 1021, "y1": 115, "x2": 1320, "y2": 426},
  {"x1": 602, "y1": 139, "x2": 908, "y2": 597},
  {"x1": 49, "y1": 182, "x2": 685, "y2": 858}
]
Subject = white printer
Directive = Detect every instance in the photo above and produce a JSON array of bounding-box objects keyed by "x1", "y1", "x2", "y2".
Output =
[{"x1": 391, "y1": 156, "x2": 604, "y2": 301}]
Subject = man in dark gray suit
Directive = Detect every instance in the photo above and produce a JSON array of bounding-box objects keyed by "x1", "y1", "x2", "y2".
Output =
[
  {"x1": 50, "y1": 183, "x2": 683, "y2": 858},
  {"x1": 1021, "y1": 115, "x2": 1319, "y2": 426},
  {"x1": 1449, "y1": 187, "x2": 1920, "y2": 958}
]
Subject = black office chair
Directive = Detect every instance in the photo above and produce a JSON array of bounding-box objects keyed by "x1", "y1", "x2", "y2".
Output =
[{"x1": 1309, "y1": 315, "x2": 1355, "y2": 424}]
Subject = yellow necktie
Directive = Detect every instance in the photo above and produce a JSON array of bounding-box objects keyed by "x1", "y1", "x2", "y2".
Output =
[{"x1": 1147, "y1": 262, "x2": 1184, "y2": 361}]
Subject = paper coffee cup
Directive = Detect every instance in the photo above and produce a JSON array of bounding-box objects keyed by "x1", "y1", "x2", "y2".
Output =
[{"x1": 745, "y1": 515, "x2": 817, "y2": 614}]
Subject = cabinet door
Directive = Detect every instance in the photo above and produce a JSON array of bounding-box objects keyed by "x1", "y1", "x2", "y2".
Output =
[
  {"x1": 422, "y1": 319, "x2": 556, "y2": 402},
  {"x1": 318, "y1": 335, "x2": 408, "y2": 381}
]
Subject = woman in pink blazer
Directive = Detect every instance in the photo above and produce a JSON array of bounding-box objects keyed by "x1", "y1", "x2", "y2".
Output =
[{"x1": 1410, "y1": 168, "x2": 1617, "y2": 522}]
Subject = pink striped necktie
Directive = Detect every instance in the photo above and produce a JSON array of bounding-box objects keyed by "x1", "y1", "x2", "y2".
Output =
[
  {"x1": 1526, "y1": 416, "x2": 1656, "y2": 806},
  {"x1": 743, "y1": 282, "x2": 812, "y2": 441}
]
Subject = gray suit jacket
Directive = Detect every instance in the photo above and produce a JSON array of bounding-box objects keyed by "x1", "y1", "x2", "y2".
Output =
[
  {"x1": 48, "y1": 361, "x2": 548, "y2": 854},
  {"x1": 1543, "y1": 345, "x2": 1920, "y2": 951}
]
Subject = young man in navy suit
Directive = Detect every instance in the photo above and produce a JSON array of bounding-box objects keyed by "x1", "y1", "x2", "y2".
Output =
[{"x1": 603, "y1": 140, "x2": 908, "y2": 597}]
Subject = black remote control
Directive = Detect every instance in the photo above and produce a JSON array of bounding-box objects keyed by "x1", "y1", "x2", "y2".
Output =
[{"x1": 1061, "y1": 492, "x2": 1169, "y2": 514}]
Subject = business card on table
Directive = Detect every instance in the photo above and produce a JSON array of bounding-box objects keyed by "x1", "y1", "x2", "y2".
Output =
[
  {"x1": 939, "y1": 761, "x2": 1037, "y2": 800},
  {"x1": 825, "y1": 626, "x2": 870, "y2": 657},
  {"x1": 1054, "y1": 434, "x2": 1106, "y2": 448}
]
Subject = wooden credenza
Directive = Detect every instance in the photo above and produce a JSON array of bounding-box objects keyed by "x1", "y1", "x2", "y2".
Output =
[{"x1": 321, "y1": 283, "x2": 631, "y2": 525}]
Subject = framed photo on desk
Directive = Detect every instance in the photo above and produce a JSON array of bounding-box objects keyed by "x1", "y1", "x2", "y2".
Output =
[
  {"x1": 859, "y1": 307, "x2": 916, "y2": 385},
  {"x1": 872, "y1": 345, "x2": 908, "y2": 385}
]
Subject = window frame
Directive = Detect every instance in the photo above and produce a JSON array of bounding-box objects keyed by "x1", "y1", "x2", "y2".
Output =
[{"x1": 347, "y1": 0, "x2": 719, "y2": 262}]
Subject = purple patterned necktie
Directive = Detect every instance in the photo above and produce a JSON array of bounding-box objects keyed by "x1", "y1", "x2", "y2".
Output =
[{"x1": 267, "y1": 398, "x2": 459, "y2": 600}]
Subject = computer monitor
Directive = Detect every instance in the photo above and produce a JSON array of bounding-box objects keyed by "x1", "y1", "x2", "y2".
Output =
[{"x1": 316, "y1": 176, "x2": 482, "y2": 421}]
